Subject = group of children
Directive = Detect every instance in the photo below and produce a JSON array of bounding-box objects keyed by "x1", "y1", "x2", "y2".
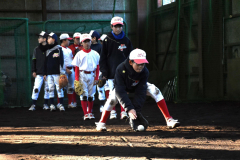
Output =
[{"x1": 29, "y1": 16, "x2": 180, "y2": 131}]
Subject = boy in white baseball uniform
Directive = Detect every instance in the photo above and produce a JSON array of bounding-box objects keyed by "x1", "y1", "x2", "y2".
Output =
[
  {"x1": 60, "y1": 33, "x2": 76, "y2": 108},
  {"x1": 44, "y1": 32, "x2": 65, "y2": 111},
  {"x1": 72, "y1": 33, "x2": 100, "y2": 120},
  {"x1": 29, "y1": 31, "x2": 49, "y2": 111}
]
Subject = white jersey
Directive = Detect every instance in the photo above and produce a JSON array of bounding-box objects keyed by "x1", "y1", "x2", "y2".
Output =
[
  {"x1": 71, "y1": 49, "x2": 100, "y2": 71},
  {"x1": 62, "y1": 46, "x2": 73, "y2": 67}
]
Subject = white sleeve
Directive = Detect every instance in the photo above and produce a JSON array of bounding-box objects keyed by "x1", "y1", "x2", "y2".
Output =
[{"x1": 71, "y1": 52, "x2": 80, "y2": 67}]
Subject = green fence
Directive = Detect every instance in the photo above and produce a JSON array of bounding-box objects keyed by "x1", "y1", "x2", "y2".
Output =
[{"x1": 0, "y1": 18, "x2": 31, "y2": 107}]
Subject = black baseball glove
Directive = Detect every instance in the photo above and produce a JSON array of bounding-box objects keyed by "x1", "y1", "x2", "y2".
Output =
[{"x1": 129, "y1": 112, "x2": 149, "y2": 132}]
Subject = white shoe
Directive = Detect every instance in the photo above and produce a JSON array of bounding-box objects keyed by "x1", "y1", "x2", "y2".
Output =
[
  {"x1": 50, "y1": 104, "x2": 56, "y2": 111},
  {"x1": 73, "y1": 102, "x2": 77, "y2": 108},
  {"x1": 84, "y1": 114, "x2": 89, "y2": 120},
  {"x1": 100, "y1": 105, "x2": 104, "y2": 112},
  {"x1": 110, "y1": 110, "x2": 117, "y2": 119},
  {"x1": 56, "y1": 103, "x2": 61, "y2": 109},
  {"x1": 43, "y1": 104, "x2": 49, "y2": 110},
  {"x1": 167, "y1": 118, "x2": 180, "y2": 129},
  {"x1": 59, "y1": 104, "x2": 65, "y2": 111},
  {"x1": 95, "y1": 122, "x2": 107, "y2": 131},
  {"x1": 120, "y1": 111, "x2": 128, "y2": 119},
  {"x1": 68, "y1": 102, "x2": 76, "y2": 108},
  {"x1": 29, "y1": 105, "x2": 36, "y2": 111},
  {"x1": 88, "y1": 113, "x2": 95, "y2": 119}
]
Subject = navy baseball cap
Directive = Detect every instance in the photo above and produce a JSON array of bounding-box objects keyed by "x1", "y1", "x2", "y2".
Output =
[
  {"x1": 38, "y1": 31, "x2": 48, "y2": 39},
  {"x1": 89, "y1": 30, "x2": 100, "y2": 40},
  {"x1": 48, "y1": 32, "x2": 58, "y2": 42}
]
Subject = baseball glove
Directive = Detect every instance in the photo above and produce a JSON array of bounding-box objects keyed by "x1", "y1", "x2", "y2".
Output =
[
  {"x1": 59, "y1": 74, "x2": 68, "y2": 89},
  {"x1": 74, "y1": 80, "x2": 84, "y2": 95},
  {"x1": 98, "y1": 74, "x2": 106, "y2": 88},
  {"x1": 129, "y1": 112, "x2": 149, "y2": 132}
]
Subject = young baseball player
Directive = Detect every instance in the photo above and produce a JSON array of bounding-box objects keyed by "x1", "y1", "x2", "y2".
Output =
[
  {"x1": 29, "y1": 31, "x2": 49, "y2": 111},
  {"x1": 44, "y1": 32, "x2": 65, "y2": 111},
  {"x1": 71, "y1": 33, "x2": 100, "y2": 120},
  {"x1": 100, "y1": 16, "x2": 133, "y2": 120},
  {"x1": 59, "y1": 33, "x2": 76, "y2": 108},
  {"x1": 96, "y1": 49, "x2": 149, "y2": 131},
  {"x1": 89, "y1": 30, "x2": 106, "y2": 112},
  {"x1": 68, "y1": 32, "x2": 83, "y2": 107}
]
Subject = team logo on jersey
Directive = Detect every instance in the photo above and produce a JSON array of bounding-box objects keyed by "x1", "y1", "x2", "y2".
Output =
[
  {"x1": 118, "y1": 44, "x2": 127, "y2": 51},
  {"x1": 53, "y1": 53, "x2": 59, "y2": 58},
  {"x1": 132, "y1": 80, "x2": 139, "y2": 86}
]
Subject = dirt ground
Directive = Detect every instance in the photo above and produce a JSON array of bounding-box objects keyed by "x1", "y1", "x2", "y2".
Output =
[{"x1": 0, "y1": 100, "x2": 240, "y2": 160}]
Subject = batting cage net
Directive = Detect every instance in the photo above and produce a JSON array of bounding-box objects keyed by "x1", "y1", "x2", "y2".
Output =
[{"x1": 0, "y1": 18, "x2": 31, "y2": 107}]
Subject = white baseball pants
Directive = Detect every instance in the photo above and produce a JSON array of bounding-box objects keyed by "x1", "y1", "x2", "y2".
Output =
[
  {"x1": 31, "y1": 75, "x2": 49, "y2": 100},
  {"x1": 47, "y1": 74, "x2": 64, "y2": 98},
  {"x1": 79, "y1": 71, "x2": 96, "y2": 101}
]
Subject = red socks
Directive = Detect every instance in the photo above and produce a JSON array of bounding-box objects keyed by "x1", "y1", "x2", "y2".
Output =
[
  {"x1": 67, "y1": 94, "x2": 73, "y2": 104},
  {"x1": 100, "y1": 110, "x2": 111, "y2": 123},
  {"x1": 88, "y1": 101, "x2": 94, "y2": 113},
  {"x1": 157, "y1": 99, "x2": 171, "y2": 120},
  {"x1": 105, "y1": 90, "x2": 109, "y2": 99},
  {"x1": 81, "y1": 101, "x2": 88, "y2": 115}
]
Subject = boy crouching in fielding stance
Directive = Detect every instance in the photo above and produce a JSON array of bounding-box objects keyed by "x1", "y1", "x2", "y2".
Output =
[
  {"x1": 45, "y1": 32, "x2": 65, "y2": 111},
  {"x1": 96, "y1": 49, "x2": 149, "y2": 131},
  {"x1": 72, "y1": 34, "x2": 100, "y2": 120},
  {"x1": 29, "y1": 31, "x2": 49, "y2": 111}
]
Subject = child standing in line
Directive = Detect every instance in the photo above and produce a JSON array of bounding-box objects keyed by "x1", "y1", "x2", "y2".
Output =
[{"x1": 71, "y1": 33, "x2": 100, "y2": 120}]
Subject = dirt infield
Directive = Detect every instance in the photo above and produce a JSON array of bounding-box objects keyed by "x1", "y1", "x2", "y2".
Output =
[{"x1": 0, "y1": 101, "x2": 240, "y2": 159}]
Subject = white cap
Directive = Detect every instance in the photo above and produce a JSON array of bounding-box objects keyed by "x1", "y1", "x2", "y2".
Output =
[
  {"x1": 99, "y1": 34, "x2": 107, "y2": 41},
  {"x1": 48, "y1": 32, "x2": 55, "y2": 37},
  {"x1": 111, "y1": 16, "x2": 124, "y2": 26},
  {"x1": 73, "y1": 32, "x2": 81, "y2": 38},
  {"x1": 129, "y1": 49, "x2": 149, "y2": 64},
  {"x1": 80, "y1": 34, "x2": 91, "y2": 42},
  {"x1": 59, "y1": 33, "x2": 73, "y2": 40}
]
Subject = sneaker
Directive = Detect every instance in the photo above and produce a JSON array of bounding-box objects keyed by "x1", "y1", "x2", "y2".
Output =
[
  {"x1": 59, "y1": 104, "x2": 65, "y2": 111},
  {"x1": 88, "y1": 113, "x2": 95, "y2": 119},
  {"x1": 43, "y1": 104, "x2": 49, "y2": 110},
  {"x1": 99, "y1": 105, "x2": 104, "y2": 112},
  {"x1": 56, "y1": 103, "x2": 61, "y2": 109},
  {"x1": 73, "y1": 102, "x2": 77, "y2": 108},
  {"x1": 29, "y1": 105, "x2": 36, "y2": 111},
  {"x1": 83, "y1": 114, "x2": 89, "y2": 120},
  {"x1": 95, "y1": 122, "x2": 107, "y2": 131},
  {"x1": 167, "y1": 118, "x2": 180, "y2": 129},
  {"x1": 120, "y1": 111, "x2": 128, "y2": 119},
  {"x1": 50, "y1": 104, "x2": 56, "y2": 111},
  {"x1": 68, "y1": 102, "x2": 76, "y2": 108},
  {"x1": 110, "y1": 110, "x2": 117, "y2": 119}
]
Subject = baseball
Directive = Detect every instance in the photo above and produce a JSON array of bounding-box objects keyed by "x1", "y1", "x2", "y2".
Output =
[{"x1": 137, "y1": 125, "x2": 145, "y2": 131}]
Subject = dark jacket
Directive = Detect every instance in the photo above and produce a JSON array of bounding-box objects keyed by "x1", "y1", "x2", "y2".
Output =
[
  {"x1": 91, "y1": 43, "x2": 102, "y2": 54},
  {"x1": 32, "y1": 44, "x2": 48, "y2": 75},
  {"x1": 100, "y1": 32, "x2": 133, "y2": 79},
  {"x1": 44, "y1": 44, "x2": 64, "y2": 75},
  {"x1": 114, "y1": 58, "x2": 149, "y2": 112}
]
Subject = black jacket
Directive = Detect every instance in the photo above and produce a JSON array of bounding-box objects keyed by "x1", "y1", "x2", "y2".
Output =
[
  {"x1": 100, "y1": 32, "x2": 133, "y2": 79},
  {"x1": 91, "y1": 43, "x2": 102, "y2": 54},
  {"x1": 114, "y1": 59, "x2": 149, "y2": 112},
  {"x1": 44, "y1": 44, "x2": 64, "y2": 75},
  {"x1": 32, "y1": 44, "x2": 48, "y2": 75}
]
